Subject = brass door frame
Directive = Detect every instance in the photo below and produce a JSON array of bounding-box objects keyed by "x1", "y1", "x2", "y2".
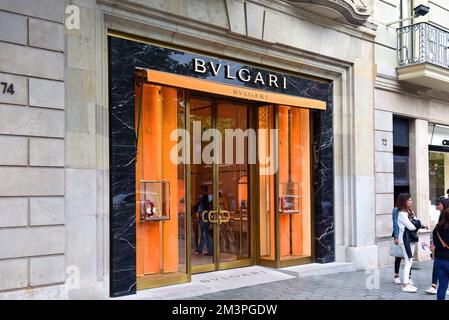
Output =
[
  {"x1": 189, "y1": 93, "x2": 256, "y2": 274},
  {"x1": 135, "y1": 90, "x2": 316, "y2": 290},
  {"x1": 212, "y1": 99, "x2": 220, "y2": 271}
]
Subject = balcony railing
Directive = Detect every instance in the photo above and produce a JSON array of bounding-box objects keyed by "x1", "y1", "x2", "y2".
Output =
[{"x1": 397, "y1": 22, "x2": 449, "y2": 69}]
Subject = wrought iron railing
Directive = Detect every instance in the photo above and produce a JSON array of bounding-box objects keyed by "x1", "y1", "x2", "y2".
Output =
[{"x1": 397, "y1": 22, "x2": 449, "y2": 69}]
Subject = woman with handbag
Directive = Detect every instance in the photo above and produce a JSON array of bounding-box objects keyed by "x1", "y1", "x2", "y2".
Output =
[
  {"x1": 392, "y1": 203, "x2": 414, "y2": 285},
  {"x1": 396, "y1": 193, "x2": 428, "y2": 293},
  {"x1": 433, "y1": 207, "x2": 449, "y2": 300},
  {"x1": 392, "y1": 206, "x2": 408, "y2": 285}
]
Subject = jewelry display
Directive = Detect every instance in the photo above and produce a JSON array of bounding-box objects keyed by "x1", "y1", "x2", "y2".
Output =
[{"x1": 139, "y1": 180, "x2": 170, "y2": 221}]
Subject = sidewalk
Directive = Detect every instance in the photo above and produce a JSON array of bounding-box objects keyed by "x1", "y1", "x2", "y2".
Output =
[{"x1": 189, "y1": 260, "x2": 441, "y2": 300}]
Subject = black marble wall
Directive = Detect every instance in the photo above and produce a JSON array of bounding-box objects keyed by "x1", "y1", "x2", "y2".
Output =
[
  {"x1": 109, "y1": 37, "x2": 138, "y2": 297},
  {"x1": 109, "y1": 36, "x2": 335, "y2": 297},
  {"x1": 312, "y1": 86, "x2": 335, "y2": 263}
]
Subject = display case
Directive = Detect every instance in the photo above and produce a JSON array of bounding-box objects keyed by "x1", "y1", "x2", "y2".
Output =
[
  {"x1": 279, "y1": 182, "x2": 301, "y2": 214},
  {"x1": 139, "y1": 180, "x2": 170, "y2": 221}
]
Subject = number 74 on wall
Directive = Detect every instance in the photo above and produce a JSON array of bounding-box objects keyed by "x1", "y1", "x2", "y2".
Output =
[{"x1": 0, "y1": 82, "x2": 14, "y2": 95}]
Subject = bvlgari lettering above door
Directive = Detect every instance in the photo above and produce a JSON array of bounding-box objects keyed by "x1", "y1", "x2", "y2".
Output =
[
  {"x1": 128, "y1": 41, "x2": 329, "y2": 101},
  {"x1": 193, "y1": 58, "x2": 287, "y2": 89}
]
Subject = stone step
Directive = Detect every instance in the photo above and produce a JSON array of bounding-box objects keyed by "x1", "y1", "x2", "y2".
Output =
[
  {"x1": 280, "y1": 262, "x2": 357, "y2": 278},
  {"x1": 118, "y1": 266, "x2": 295, "y2": 300}
]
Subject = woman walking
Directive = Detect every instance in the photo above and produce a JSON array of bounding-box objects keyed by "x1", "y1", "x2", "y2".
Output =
[
  {"x1": 396, "y1": 193, "x2": 427, "y2": 292},
  {"x1": 433, "y1": 208, "x2": 449, "y2": 300}
]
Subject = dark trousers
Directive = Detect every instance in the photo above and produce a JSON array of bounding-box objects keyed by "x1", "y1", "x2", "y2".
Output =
[
  {"x1": 435, "y1": 258, "x2": 449, "y2": 300},
  {"x1": 192, "y1": 219, "x2": 199, "y2": 249},
  {"x1": 394, "y1": 257, "x2": 411, "y2": 277},
  {"x1": 432, "y1": 261, "x2": 438, "y2": 285},
  {"x1": 197, "y1": 220, "x2": 213, "y2": 255}
]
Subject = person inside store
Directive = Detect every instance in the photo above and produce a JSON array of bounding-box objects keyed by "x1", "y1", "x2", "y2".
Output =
[
  {"x1": 432, "y1": 207, "x2": 449, "y2": 300},
  {"x1": 195, "y1": 185, "x2": 213, "y2": 256},
  {"x1": 396, "y1": 193, "x2": 428, "y2": 293}
]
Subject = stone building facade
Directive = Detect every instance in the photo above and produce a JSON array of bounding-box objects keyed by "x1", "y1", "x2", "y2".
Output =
[
  {"x1": 0, "y1": 0, "x2": 66, "y2": 298},
  {"x1": 372, "y1": 0, "x2": 449, "y2": 267},
  {"x1": 0, "y1": 0, "x2": 447, "y2": 299}
]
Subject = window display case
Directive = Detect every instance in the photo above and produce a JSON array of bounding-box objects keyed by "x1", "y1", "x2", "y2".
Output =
[
  {"x1": 139, "y1": 180, "x2": 170, "y2": 221},
  {"x1": 279, "y1": 182, "x2": 301, "y2": 214}
]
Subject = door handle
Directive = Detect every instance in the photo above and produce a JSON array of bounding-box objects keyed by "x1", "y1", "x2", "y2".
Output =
[
  {"x1": 219, "y1": 210, "x2": 230, "y2": 224},
  {"x1": 202, "y1": 210, "x2": 211, "y2": 223},
  {"x1": 203, "y1": 209, "x2": 230, "y2": 224},
  {"x1": 207, "y1": 210, "x2": 220, "y2": 224}
]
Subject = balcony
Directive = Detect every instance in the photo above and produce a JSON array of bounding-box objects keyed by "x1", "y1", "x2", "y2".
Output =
[{"x1": 397, "y1": 23, "x2": 449, "y2": 91}]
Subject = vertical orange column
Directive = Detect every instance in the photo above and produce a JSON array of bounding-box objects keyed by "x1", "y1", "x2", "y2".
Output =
[
  {"x1": 161, "y1": 87, "x2": 179, "y2": 273},
  {"x1": 138, "y1": 84, "x2": 162, "y2": 275},
  {"x1": 300, "y1": 109, "x2": 311, "y2": 256},
  {"x1": 258, "y1": 105, "x2": 275, "y2": 260},
  {"x1": 290, "y1": 108, "x2": 303, "y2": 256},
  {"x1": 278, "y1": 106, "x2": 290, "y2": 256},
  {"x1": 269, "y1": 106, "x2": 275, "y2": 259}
]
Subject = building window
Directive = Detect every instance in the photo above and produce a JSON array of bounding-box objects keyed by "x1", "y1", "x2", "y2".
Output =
[
  {"x1": 428, "y1": 123, "x2": 449, "y2": 207},
  {"x1": 393, "y1": 116, "x2": 410, "y2": 201}
]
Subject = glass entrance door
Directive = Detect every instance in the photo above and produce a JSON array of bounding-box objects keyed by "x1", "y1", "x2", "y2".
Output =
[{"x1": 189, "y1": 94, "x2": 252, "y2": 273}]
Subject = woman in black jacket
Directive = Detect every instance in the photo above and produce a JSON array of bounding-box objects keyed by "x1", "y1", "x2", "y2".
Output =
[
  {"x1": 433, "y1": 208, "x2": 449, "y2": 300},
  {"x1": 426, "y1": 197, "x2": 449, "y2": 294}
]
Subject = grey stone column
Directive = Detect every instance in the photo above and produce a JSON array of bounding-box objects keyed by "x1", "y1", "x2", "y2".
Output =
[
  {"x1": 345, "y1": 58, "x2": 378, "y2": 270},
  {"x1": 64, "y1": 0, "x2": 106, "y2": 299},
  {"x1": 409, "y1": 118, "x2": 431, "y2": 261},
  {"x1": 373, "y1": 109, "x2": 395, "y2": 268}
]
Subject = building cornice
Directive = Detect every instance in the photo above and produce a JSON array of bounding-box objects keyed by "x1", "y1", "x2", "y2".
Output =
[
  {"x1": 284, "y1": 0, "x2": 372, "y2": 26},
  {"x1": 97, "y1": 0, "x2": 376, "y2": 43},
  {"x1": 376, "y1": 72, "x2": 449, "y2": 104}
]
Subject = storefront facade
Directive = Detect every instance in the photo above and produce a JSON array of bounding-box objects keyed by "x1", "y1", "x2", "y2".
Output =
[
  {"x1": 108, "y1": 35, "x2": 335, "y2": 296},
  {"x1": 0, "y1": 0, "x2": 378, "y2": 299}
]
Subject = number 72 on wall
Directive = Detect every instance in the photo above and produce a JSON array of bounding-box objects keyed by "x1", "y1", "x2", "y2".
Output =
[{"x1": 0, "y1": 82, "x2": 15, "y2": 95}]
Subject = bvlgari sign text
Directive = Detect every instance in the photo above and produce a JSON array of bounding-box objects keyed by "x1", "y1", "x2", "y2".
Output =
[{"x1": 193, "y1": 58, "x2": 288, "y2": 89}]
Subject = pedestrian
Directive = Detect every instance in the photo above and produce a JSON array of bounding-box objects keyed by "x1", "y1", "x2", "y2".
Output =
[
  {"x1": 432, "y1": 207, "x2": 449, "y2": 300},
  {"x1": 396, "y1": 193, "x2": 428, "y2": 293},
  {"x1": 392, "y1": 201, "x2": 413, "y2": 286},
  {"x1": 195, "y1": 185, "x2": 213, "y2": 256},
  {"x1": 426, "y1": 197, "x2": 449, "y2": 294}
]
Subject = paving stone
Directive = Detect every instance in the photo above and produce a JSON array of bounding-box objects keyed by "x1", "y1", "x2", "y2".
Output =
[{"x1": 186, "y1": 260, "x2": 436, "y2": 300}]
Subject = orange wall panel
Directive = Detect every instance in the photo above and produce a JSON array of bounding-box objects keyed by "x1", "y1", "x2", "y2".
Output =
[
  {"x1": 136, "y1": 85, "x2": 182, "y2": 276},
  {"x1": 136, "y1": 84, "x2": 162, "y2": 275},
  {"x1": 161, "y1": 87, "x2": 179, "y2": 273},
  {"x1": 290, "y1": 108, "x2": 303, "y2": 256},
  {"x1": 278, "y1": 106, "x2": 290, "y2": 257}
]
